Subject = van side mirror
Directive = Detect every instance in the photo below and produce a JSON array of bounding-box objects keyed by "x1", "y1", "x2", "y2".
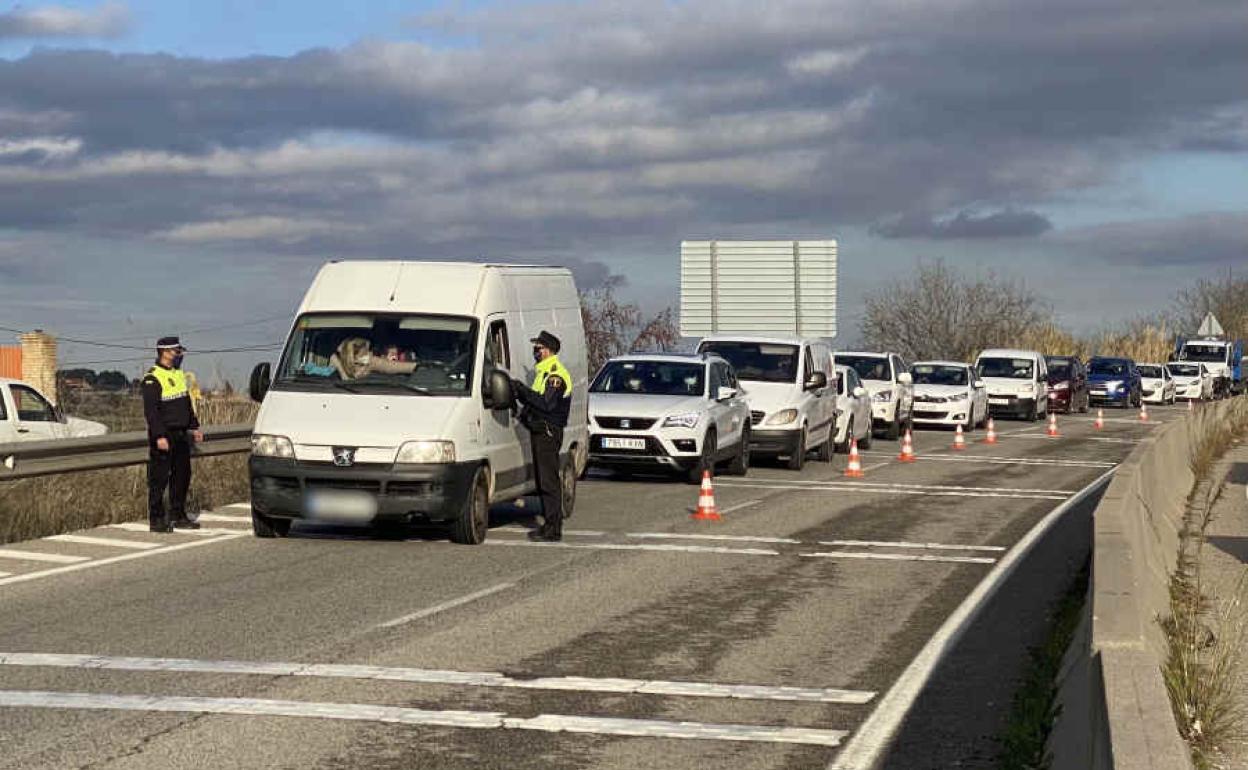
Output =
[
  {"x1": 853, "y1": 386, "x2": 867, "y2": 398},
  {"x1": 804, "y1": 371, "x2": 828, "y2": 391},
  {"x1": 717, "y1": 386, "x2": 738, "y2": 402},
  {"x1": 974, "y1": 380, "x2": 985, "y2": 389},
  {"x1": 897, "y1": 372, "x2": 913, "y2": 385},
  {"x1": 484, "y1": 369, "x2": 514, "y2": 411},
  {"x1": 249, "y1": 362, "x2": 272, "y2": 403}
]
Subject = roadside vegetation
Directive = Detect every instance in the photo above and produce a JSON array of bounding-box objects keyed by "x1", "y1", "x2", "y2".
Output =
[{"x1": 1162, "y1": 398, "x2": 1248, "y2": 769}]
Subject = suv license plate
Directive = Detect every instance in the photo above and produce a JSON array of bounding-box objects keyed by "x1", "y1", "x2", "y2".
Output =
[
  {"x1": 988, "y1": 398, "x2": 1009, "y2": 405},
  {"x1": 603, "y1": 437, "x2": 646, "y2": 450},
  {"x1": 306, "y1": 490, "x2": 377, "y2": 522}
]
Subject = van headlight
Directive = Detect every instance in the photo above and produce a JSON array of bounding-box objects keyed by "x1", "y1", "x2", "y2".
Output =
[
  {"x1": 765, "y1": 409, "x2": 799, "y2": 426},
  {"x1": 662, "y1": 412, "x2": 701, "y2": 429},
  {"x1": 396, "y1": 440, "x2": 456, "y2": 464},
  {"x1": 252, "y1": 434, "x2": 295, "y2": 458},
  {"x1": 873, "y1": 390, "x2": 893, "y2": 402}
]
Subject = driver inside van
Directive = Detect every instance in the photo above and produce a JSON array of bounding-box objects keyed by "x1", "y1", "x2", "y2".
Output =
[{"x1": 331, "y1": 337, "x2": 419, "y2": 380}]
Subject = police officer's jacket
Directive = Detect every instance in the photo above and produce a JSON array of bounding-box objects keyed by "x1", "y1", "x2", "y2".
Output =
[
  {"x1": 142, "y1": 364, "x2": 200, "y2": 439},
  {"x1": 514, "y1": 355, "x2": 572, "y2": 430}
]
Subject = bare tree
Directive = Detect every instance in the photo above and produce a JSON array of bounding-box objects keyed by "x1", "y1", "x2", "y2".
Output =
[
  {"x1": 1172, "y1": 275, "x2": 1248, "y2": 339},
  {"x1": 861, "y1": 260, "x2": 1049, "y2": 362},
  {"x1": 580, "y1": 276, "x2": 681, "y2": 375}
]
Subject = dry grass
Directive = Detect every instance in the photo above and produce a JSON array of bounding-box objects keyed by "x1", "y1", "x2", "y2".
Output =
[{"x1": 0, "y1": 395, "x2": 257, "y2": 545}]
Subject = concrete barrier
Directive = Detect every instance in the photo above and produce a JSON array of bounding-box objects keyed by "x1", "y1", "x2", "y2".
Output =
[{"x1": 1048, "y1": 405, "x2": 1243, "y2": 769}]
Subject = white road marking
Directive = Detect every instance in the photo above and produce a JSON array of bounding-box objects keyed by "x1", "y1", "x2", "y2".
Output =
[
  {"x1": 858, "y1": 462, "x2": 890, "y2": 472},
  {"x1": 803, "y1": 552, "x2": 996, "y2": 565},
  {"x1": 0, "y1": 572, "x2": 9, "y2": 578},
  {"x1": 0, "y1": 690, "x2": 848, "y2": 747},
  {"x1": 0, "y1": 533, "x2": 246, "y2": 588},
  {"x1": 858, "y1": 451, "x2": 1115, "y2": 469},
  {"x1": 715, "y1": 481, "x2": 1067, "y2": 501},
  {"x1": 485, "y1": 540, "x2": 781, "y2": 557},
  {"x1": 494, "y1": 527, "x2": 606, "y2": 537},
  {"x1": 720, "y1": 499, "x2": 764, "y2": 514},
  {"x1": 725, "y1": 478, "x2": 1071, "y2": 494},
  {"x1": 818, "y1": 539, "x2": 1006, "y2": 553},
  {"x1": 0, "y1": 652, "x2": 875, "y2": 704},
  {"x1": 828, "y1": 466, "x2": 1117, "y2": 770},
  {"x1": 223, "y1": 503, "x2": 252, "y2": 511},
  {"x1": 0, "y1": 549, "x2": 90, "y2": 564},
  {"x1": 378, "y1": 583, "x2": 516, "y2": 629},
  {"x1": 1009, "y1": 434, "x2": 1141, "y2": 445},
  {"x1": 193, "y1": 513, "x2": 250, "y2": 523},
  {"x1": 109, "y1": 523, "x2": 245, "y2": 536},
  {"x1": 625, "y1": 532, "x2": 802, "y2": 545},
  {"x1": 46, "y1": 535, "x2": 162, "y2": 551}
]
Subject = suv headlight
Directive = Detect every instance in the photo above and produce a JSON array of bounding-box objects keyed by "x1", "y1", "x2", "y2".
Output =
[
  {"x1": 765, "y1": 409, "x2": 799, "y2": 426},
  {"x1": 1105, "y1": 380, "x2": 1123, "y2": 392},
  {"x1": 396, "y1": 440, "x2": 456, "y2": 464},
  {"x1": 252, "y1": 434, "x2": 295, "y2": 458},
  {"x1": 873, "y1": 390, "x2": 893, "y2": 402},
  {"x1": 662, "y1": 412, "x2": 701, "y2": 429}
]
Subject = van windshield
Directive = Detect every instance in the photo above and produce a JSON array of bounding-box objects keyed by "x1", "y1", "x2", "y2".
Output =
[
  {"x1": 273, "y1": 313, "x2": 477, "y2": 396},
  {"x1": 1089, "y1": 360, "x2": 1129, "y2": 377},
  {"x1": 698, "y1": 342, "x2": 798, "y2": 383},
  {"x1": 978, "y1": 357, "x2": 1033, "y2": 379},
  {"x1": 1168, "y1": 363, "x2": 1200, "y2": 377},
  {"x1": 1180, "y1": 344, "x2": 1226, "y2": 363},
  {"x1": 591, "y1": 361, "x2": 705, "y2": 396},
  {"x1": 835, "y1": 355, "x2": 890, "y2": 382}
]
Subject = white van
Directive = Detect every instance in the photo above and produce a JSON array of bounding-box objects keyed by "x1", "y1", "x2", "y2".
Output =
[
  {"x1": 975, "y1": 348, "x2": 1049, "y2": 421},
  {"x1": 247, "y1": 261, "x2": 589, "y2": 544},
  {"x1": 0, "y1": 378, "x2": 107, "y2": 443},
  {"x1": 695, "y1": 336, "x2": 836, "y2": 470}
]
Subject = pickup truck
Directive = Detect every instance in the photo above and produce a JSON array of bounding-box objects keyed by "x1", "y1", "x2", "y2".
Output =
[{"x1": 0, "y1": 378, "x2": 108, "y2": 443}]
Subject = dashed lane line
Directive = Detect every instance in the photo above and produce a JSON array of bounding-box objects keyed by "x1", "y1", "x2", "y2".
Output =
[
  {"x1": 857, "y1": 451, "x2": 1115, "y2": 469},
  {"x1": 0, "y1": 652, "x2": 875, "y2": 705},
  {"x1": 45, "y1": 535, "x2": 163, "y2": 551},
  {"x1": 0, "y1": 690, "x2": 849, "y2": 747},
  {"x1": 714, "y1": 481, "x2": 1068, "y2": 501},
  {"x1": 624, "y1": 532, "x2": 802, "y2": 545},
  {"x1": 0, "y1": 549, "x2": 91, "y2": 564},
  {"x1": 377, "y1": 583, "x2": 516, "y2": 629},
  {"x1": 0, "y1": 534, "x2": 246, "y2": 588},
  {"x1": 721, "y1": 478, "x2": 1072, "y2": 494},
  {"x1": 803, "y1": 552, "x2": 996, "y2": 565},
  {"x1": 818, "y1": 539, "x2": 1006, "y2": 553},
  {"x1": 483, "y1": 539, "x2": 996, "y2": 565},
  {"x1": 1009, "y1": 434, "x2": 1141, "y2": 445},
  {"x1": 110, "y1": 523, "x2": 245, "y2": 536}
]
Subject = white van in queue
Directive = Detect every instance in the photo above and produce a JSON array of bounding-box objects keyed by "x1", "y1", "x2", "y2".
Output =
[
  {"x1": 0, "y1": 378, "x2": 107, "y2": 444},
  {"x1": 695, "y1": 336, "x2": 836, "y2": 470},
  {"x1": 247, "y1": 261, "x2": 589, "y2": 544},
  {"x1": 975, "y1": 349, "x2": 1049, "y2": 421}
]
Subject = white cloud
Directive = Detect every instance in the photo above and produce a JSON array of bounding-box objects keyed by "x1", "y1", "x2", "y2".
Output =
[{"x1": 0, "y1": 2, "x2": 130, "y2": 40}]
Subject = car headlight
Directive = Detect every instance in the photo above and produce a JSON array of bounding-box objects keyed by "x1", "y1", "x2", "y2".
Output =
[
  {"x1": 252, "y1": 434, "x2": 295, "y2": 459},
  {"x1": 1016, "y1": 385, "x2": 1033, "y2": 395},
  {"x1": 1105, "y1": 381, "x2": 1123, "y2": 392},
  {"x1": 396, "y1": 440, "x2": 456, "y2": 464},
  {"x1": 765, "y1": 409, "x2": 799, "y2": 426},
  {"x1": 873, "y1": 390, "x2": 893, "y2": 403},
  {"x1": 662, "y1": 412, "x2": 701, "y2": 429}
]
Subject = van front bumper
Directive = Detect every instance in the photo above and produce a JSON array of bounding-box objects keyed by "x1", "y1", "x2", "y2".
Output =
[
  {"x1": 987, "y1": 395, "x2": 1035, "y2": 417},
  {"x1": 750, "y1": 428, "x2": 803, "y2": 456},
  {"x1": 249, "y1": 456, "x2": 478, "y2": 524}
]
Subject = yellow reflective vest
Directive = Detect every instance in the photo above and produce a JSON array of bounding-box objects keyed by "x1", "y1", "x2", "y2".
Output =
[
  {"x1": 532, "y1": 355, "x2": 573, "y2": 397},
  {"x1": 148, "y1": 366, "x2": 189, "y2": 401}
]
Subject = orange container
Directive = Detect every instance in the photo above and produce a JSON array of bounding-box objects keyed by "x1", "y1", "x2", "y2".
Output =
[{"x1": 0, "y1": 346, "x2": 21, "y2": 379}]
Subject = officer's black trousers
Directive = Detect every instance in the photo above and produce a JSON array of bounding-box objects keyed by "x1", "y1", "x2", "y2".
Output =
[
  {"x1": 149, "y1": 431, "x2": 191, "y2": 525},
  {"x1": 531, "y1": 427, "x2": 564, "y2": 534}
]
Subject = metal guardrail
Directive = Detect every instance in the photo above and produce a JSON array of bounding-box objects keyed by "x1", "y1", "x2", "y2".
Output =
[{"x1": 0, "y1": 424, "x2": 254, "y2": 481}]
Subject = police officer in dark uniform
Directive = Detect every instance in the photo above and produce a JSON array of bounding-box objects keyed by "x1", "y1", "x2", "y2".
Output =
[
  {"x1": 142, "y1": 337, "x2": 203, "y2": 532},
  {"x1": 511, "y1": 331, "x2": 573, "y2": 542}
]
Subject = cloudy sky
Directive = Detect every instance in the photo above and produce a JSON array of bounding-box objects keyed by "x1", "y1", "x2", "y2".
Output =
[{"x1": 0, "y1": 0, "x2": 1245, "y2": 383}]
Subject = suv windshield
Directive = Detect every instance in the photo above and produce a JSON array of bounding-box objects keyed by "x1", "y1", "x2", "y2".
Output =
[
  {"x1": 274, "y1": 313, "x2": 477, "y2": 396},
  {"x1": 697, "y1": 342, "x2": 798, "y2": 383},
  {"x1": 911, "y1": 364, "x2": 968, "y2": 386},
  {"x1": 978, "y1": 357, "x2": 1033, "y2": 379},
  {"x1": 1138, "y1": 365, "x2": 1163, "y2": 378},
  {"x1": 835, "y1": 355, "x2": 890, "y2": 381},
  {"x1": 1045, "y1": 358, "x2": 1072, "y2": 379},
  {"x1": 1168, "y1": 363, "x2": 1200, "y2": 377},
  {"x1": 591, "y1": 360, "x2": 705, "y2": 396},
  {"x1": 1180, "y1": 344, "x2": 1226, "y2": 363},
  {"x1": 1089, "y1": 360, "x2": 1129, "y2": 377}
]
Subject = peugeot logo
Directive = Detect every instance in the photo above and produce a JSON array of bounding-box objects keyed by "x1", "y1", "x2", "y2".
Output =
[
  {"x1": 620, "y1": 419, "x2": 631, "y2": 429},
  {"x1": 332, "y1": 447, "x2": 357, "y2": 467}
]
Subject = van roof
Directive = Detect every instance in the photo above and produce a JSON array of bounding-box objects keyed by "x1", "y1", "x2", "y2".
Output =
[
  {"x1": 977, "y1": 349, "x2": 1041, "y2": 359},
  {"x1": 608, "y1": 353, "x2": 721, "y2": 365},
  {"x1": 699, "y1": 335, "x2": 821, "y2": 346},
  {"x1": 912, "y1": 359, "x2": 971, "y2": 368},
  {"x1": 834, "y1": 351, "x2": 889, "y2": 359}
]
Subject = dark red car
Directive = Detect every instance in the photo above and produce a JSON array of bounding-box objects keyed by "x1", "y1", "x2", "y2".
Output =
[{"x1": 1044, "y1": 355, "x2": 1089, "y2": 413}]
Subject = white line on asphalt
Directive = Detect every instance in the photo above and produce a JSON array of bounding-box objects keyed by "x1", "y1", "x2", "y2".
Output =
[
  {"x1": 0, "y1": 549, "x2": 90, "y2": 564},
  {"x1": 0, "y1": 572, "x2": 9, "y2": 578},
  {"x1": 46, "y1": 535, "x2": 162, "y2": 551},
  {"x1": 857, "y1": 451, "x2": 1115, "y2": 469},
  {"x1": 720, "y1": 499, "x2": 764, "y2": 514},
  {"x1": 224, "y1": 503, "x2": 252, "y2": 511},
  {"x1": 0, "y1": 533, "x2": 246, "y2": 588},
  {"x1": 0, "y1": 652, "x2": 875, "y2": 704},
  {"x1": 722, "y1": 478, "x2": 1072, "y2": 494},
  {"x1": 0, "y1": 690, "x2": 849, "y2": 746},
  {"x1": 624, "y1": 532, "x2": 802, "y2": 545},
  {"x1": 858, "y1": 462, "x2": 889, "y2": 472},
  {"x1": 109, "y1": 523, "x2": 245, "y2": 536},
  {"x1": 828, "y1": 466, "x2": 1117, "y2": 770},
  {"x1": 194, "y1": 513, "x2": 250, "y2": 523},
  {"x1": 1009, "y1": 434, "x2": 1141, "y2": 445},
  {"x1": 818, "y1": 539, "x2": 1006, "y2": 553},
  {"x1": 494, "y1": 527, "x2": 606, "y2": 537},
  {"x1": 803, "y1": 552, "x2": 996, "y2": 565},
  {"x1": 714, "y1": 482, "x2": 1067, "y2": 501},
  {"x1": 485, "y1": 541, "x2": 782, "y2": 557},
  {"x1": 377, "y1": 583, "x2": 516, "y2": 629}
]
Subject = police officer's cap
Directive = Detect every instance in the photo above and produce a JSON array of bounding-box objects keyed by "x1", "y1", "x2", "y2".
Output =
[
  {"x1": 530, "y1": 331, "x2": 561, "y2": 353},
  {"x1": 156, "y1": 336, "x2": 187, "y2": 352}
]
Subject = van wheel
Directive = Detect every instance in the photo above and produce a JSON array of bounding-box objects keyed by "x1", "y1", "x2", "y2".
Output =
[
  {"x1": 836, "y1": 419, "x2": 852, "y2": 454},
  {"x1": 688, "y1": 430, "x2": 717, "y2": 484},
  {"x1": 860, "y1": 423, "x2": 873, "y2": 450},
  {"x1": 252, "y1": 509, "x2": 291, "y2": 538},
  {"x1": 884, "y1": 415, "x2": 901, "y2": 441},
  {"x1": 560, "y1": 456, "x2": 578, "y2": 520},
  {"x1": 728, "y1": 427, "x2": 751, "y2": 475},
  {"x1": 449, "y1": 467, "x2": 489, "y2": 545},
  {"x1": 787, "y1": 428, "x2": 807, "y2": 471}
]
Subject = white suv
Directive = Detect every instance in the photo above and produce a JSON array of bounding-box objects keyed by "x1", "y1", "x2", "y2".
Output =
[
  {"x1": 833, "y1": 352, "x2": 914, "y2": 440},
  {"x1": 0, "y1": 378, "x2": 107, "y2": 443},
  {"x1": 587, "y1": 354, "x2": 751, "y2": 483}
]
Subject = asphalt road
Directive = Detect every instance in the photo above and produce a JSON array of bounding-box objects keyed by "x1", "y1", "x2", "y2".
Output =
[{"x1": 0, "y1": 405, "x2": 1180, "y2": 769}]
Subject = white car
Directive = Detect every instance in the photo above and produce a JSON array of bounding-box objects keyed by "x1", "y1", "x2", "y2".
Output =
[
  {"x1": 1166, "y1": 361, "x2": 1212, "y2": 401},
  {"x1": 1138, "y1": 363, "x2": 1176, "y2": 405},
  {"x1": 588, "y1": 353, "x2": 751, "y2": 483},
  {"x1": 833, "y1": 352, "x2": 914, "y2": 440},
  {"x1": 833, "y1": 365, "x2": 872, "y2": 452},
  {"x1": 0, "y1": 378, "x2": 108, "y2": 444},
  {"x1": 975, "y1": 348, "x2": 1049, "y2": 421},
  {"x1": 910, "y1": 361, "x2": 988, "y2": 431},
  {"x1": 695, "y1": 336, "x2": 836, "y2": 470}
]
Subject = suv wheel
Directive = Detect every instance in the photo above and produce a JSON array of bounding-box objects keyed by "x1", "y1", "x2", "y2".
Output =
[
  {"x1": 251, "y1": 508, "x2": 291, "y2": 538},
  {"x1": 786, "y1": 427, "x2": 807, "y2": 471},
  {"x1": 836, "y1": 418, "x2": 851, "y2": 454},
  {"x1": 728, "y1": 427, "x2": 751, "y2": 475},
  {"x1": 449, "y1": 467, "x2": 489, "y2": 544},
  {"x1": 688, "y1": 429, "x2": 717, "y2": 484},
  {"x1": 884, "y1": 414, "x2": 901, "y2": 441},
  {"x1": 815, "y1": 423, "x2": 834, "y2": 462}
]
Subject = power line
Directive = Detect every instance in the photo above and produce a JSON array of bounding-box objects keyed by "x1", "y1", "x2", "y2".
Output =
[
  {"x1": 0, "y1": 314, "x2": 293, "y2": 349},
  {"x1": 60, "y1": 344, "x2": 283, "y2": 367}
]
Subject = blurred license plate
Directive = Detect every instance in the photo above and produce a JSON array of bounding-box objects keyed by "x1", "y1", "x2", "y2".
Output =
[
  {"x1": 1091, "y1": 390, "x2": 1106, "y2": 396},
  {"x1": 305, "y1": 490, "x2": 377, "y2": 522},
  {"x1": 603, "y1": 437, "x2": 646, "y2": 450},
  {"x1": 989, "y1": 398, "x2": 1009, "y2": 405}
]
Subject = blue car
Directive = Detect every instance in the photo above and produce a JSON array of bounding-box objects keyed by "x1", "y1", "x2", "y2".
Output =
[{"x1": 1087, "y1": 356, "x2": 1141, "y2": 409}]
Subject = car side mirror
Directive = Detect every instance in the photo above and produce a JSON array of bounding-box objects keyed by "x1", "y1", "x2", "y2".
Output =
[
  {"x1": 717, "y1": 386, "x2": 738, "y2": 402},
  {"x1": 853, "y1": 386, "x2": 867, "y2": 398},
  {"x1": 974, "y1": 380, "x2": 985, "y2": 389},
  {"x1": 484, "y1": 369, "x2": 514, "y2": 411},
  {"x1": 897, "y1": 372, "x2": 913, "y2": 385},
  {"x1": 804, "y1": 371, "x2": 828, "y2": 391},
  {"x1": 249, "y1": 362, "x2": 271, "y2": 403}
]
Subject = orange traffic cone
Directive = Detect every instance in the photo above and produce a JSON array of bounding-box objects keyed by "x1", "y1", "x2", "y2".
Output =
[
  {"x1": 952, "y1": 424, "x2": 967, "y2": 451},
  {"x1": 691, "y1": 471, "x2": 721, "y2": 521},
  {"x1": 898, "y1": 429, "x2": 917, "y2": 462},
  {"x1": 1139, "y1": 402, "x2": 1149, "y2": 422},
  {"x1": 983, "y1": 418, "x2": 998, "y2": 444},
  {"x1": 845, "y1": 438, "x2": 865, "y2": 477},
  {"x1": 1047, "y1": 412, "x2": 1060, "y2": 437},
  {"x1": 1094, "y1": 408, "x2": 1104, "y2": 430}
]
